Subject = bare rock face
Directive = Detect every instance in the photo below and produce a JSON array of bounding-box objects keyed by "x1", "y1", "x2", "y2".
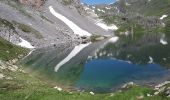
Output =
[
  {"x1": 59, "y1": 0, "x2": 86, "y2": 15},
  {"x1": 19, "y1": 0, "x2": 45, "y2": 7}
]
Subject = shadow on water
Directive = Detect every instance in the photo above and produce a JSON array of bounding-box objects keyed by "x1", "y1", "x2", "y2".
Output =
[{"x1": 21, "y1": 35, "x2": 170, "y2": 93}]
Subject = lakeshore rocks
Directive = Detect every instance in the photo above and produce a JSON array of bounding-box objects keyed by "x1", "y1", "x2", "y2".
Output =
[
  {"x1": 54, "y1": 86, "x2": 62, "y2": 91},
  {"x1": 122, "y1": 82, "x2": 135, "y2": 89},
  {"x1": 153, "y1": 81, "x2": 170, "y2": 97}
]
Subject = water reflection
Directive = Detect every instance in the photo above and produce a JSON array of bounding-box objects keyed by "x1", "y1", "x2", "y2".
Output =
[
  {"x1": 22, "y1": 36, "x2": 170, "y2": 93},
  {"x1": 55, "y1": 43, "x2": 91, "y2": 72}
]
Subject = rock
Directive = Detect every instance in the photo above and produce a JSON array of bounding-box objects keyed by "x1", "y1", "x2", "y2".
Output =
[
  {"x1": 90, "y1": 91, "x2": 95, "y2": 95},
  {"x1": 136, "y1": 95, "x2": 144, "y2": 99},
  {"x1": 0, "y1": 61, "x2": 7, "y2": 69},
  {"x1": 8, "y1": 65, "x2": 18, "y2": 72},
  {"x1": 5, "y1": 77, "x2": 13, "y2": 80},
  {"x1": 154, "y1": 91, "x2": 159, "y2": 95},
  {"x1": 155, "y1": 81, "x2": 170, "y2": 90},
  {"x1": 19, "y1": 0, "x2": 45, "y2": 7},
  {"x1": 18, "y1": 54, "x2": 24, "y2": 59},
  {"x1": 0, "y1": 73, "x2": 5, "y2": 79},
  {"x1": 147, "y1": 93, "x2": 152, "y2": 97},
  {"x1": 11, "y1": 58, "x2": 18, "y2": 64},
  {"x1": 164, "y1": 87, "x2": 170, "y2": 97},
  {"x1": 54, "y1": 86, "x2": 62, "y2": 91},
  {"x1": 122, "y1": 82, "x2": 134, "y2": 89},
  {"x1": 6, "y1": 50, "x2": 9, "y2": 53}
]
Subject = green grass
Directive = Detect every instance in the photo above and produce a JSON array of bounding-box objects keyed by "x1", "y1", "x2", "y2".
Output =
[
  {"x1": 0, "y1": 37, "x2": 28, "y2": 61},
  {"x1": 0, "y1": 71, "x2": 167, "y2": 100}
]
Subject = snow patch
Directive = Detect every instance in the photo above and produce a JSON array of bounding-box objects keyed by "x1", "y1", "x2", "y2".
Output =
[
  {"x1": 108, "y1": 37, "x2": 119, "y2": 43},
  {"x1": 17, "y1": 38, "x2": 34, "y2": 49},
  {"x1": 92, "y1": 6, "x2": 95, "y2": 9},
  {"x1": 105, "y1": 7, "x2": 111, "y2": 10},
  {"x1": 148, "y1": 56, "x2": 154, "y2": 63},
  {"x1": 160, "y1": 38, "x2": 168, "y2": 45},
  {"x1": 96, "y1": 22, "x2": 118, "y2": 31},
  {"x1": 84, "y1": 6, "x2": 90, "y2": 10},
  {"x1": 55, "y1": 43, "x2": 91, "y2": 72},
  {"x1": 126, "y1": 2, "x2": 131, "y2": 6},
  {"x1": 49, "y1": 6, "x2": 91, "y2": 36},
  {"x1": 160, "y1": 15, "x2": 168, "y2": 20}
]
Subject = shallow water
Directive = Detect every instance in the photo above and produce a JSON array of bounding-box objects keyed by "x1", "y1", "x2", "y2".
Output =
[{"x1": 22, "y1": 37, "x2": 170, "y2": 93}]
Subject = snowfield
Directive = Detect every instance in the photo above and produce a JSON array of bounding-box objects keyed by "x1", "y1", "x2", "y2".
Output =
[
  {"x1": 96, "y1": 22, "x2": 118, "y2": 31},
  {"x1": 160, "y1": 15, "x2": 168, "y2": 20},
  {"x1": 17, "y1": 37, "x2": 34, "y2": 49},
  {"x1": 55, "y1": 43, "x2": 91, "y2": 72},
  {"x1": 108, "y1": 36, "x2": 119, "y2": 43},
  {"x1": 49, "y1": 6, "x2": 91, "y2": 36}
]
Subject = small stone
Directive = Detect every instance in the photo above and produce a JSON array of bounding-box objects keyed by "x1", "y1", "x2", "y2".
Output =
[
  {"x1": 122, "y1": 82, "x2": 134, "y2": 89},
  {"x1": 90, "y1": 91, "x2": 95, "y2": 95},
  {"x1": 136, "y1": 95, "x2": 144, "y2": 99},
  {"x1": 154, "y1": 91, "x2": 159, "y2": 95},
  {"x1": 11, "y1": 59, "x2": 18, "y2": 64},
  {"x1": 147, "y1": 93, "x2": 151, "y2": 97},
  {"x1": 8, "y1": 65, "x2": 18, "y2": 72},
  {"x1": 0, "y1": 73, "x2": 5, "y2": 79},
  {"x1": 54, "y1": 86, "x2": 62, "y2": 91},
  {"x1": 5, "y1": 77, "x2": 13, "y2": 80}
]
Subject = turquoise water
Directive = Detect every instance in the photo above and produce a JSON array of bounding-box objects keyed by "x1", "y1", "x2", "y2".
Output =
[
  {"x1": 22, "y1": 38, "x2": 170, "y2": 93},
  {"x1": 76, "y1": 59, "x2": 170, "y2": 92}
]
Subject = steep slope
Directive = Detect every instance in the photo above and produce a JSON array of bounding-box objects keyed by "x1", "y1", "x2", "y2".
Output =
[{"x1": 0, "y1": 0, "x2": 111, "y2": 48}]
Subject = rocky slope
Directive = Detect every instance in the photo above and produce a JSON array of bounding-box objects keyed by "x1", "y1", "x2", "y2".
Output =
[{"x1": 0, "y1": 0, "x2": 111, "y2": 48}]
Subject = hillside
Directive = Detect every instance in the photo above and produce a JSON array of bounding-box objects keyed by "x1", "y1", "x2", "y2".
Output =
[{"x1": 1, "y1": 0, "x2": 170, "y2": 100}]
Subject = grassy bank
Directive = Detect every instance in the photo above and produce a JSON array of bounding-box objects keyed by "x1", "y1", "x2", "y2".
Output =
[{"x1": 0, "y1": 37, "x2": 28, "y2": 61}]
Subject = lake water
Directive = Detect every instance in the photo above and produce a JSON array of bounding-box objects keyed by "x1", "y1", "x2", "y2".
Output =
[{"x1": 22, "y1": 36, "x2": 170, "y2": 93}]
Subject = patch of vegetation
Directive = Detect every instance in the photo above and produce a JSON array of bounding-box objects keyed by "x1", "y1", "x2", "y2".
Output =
[
  {"x1": 90, "y1": 35, "x2": 106, "y2": 42},
  {"x1": 164, "y1": 21, "x2": 170, "y2": 37},
  {"x1": 62, "y1": 0, "x2": 73, "y2": 5},
  {"x1": 0, "y1": 18, "x2": 16, "y2": 32},
  {"x1": 100, "y1": 15, "x2": 119, "y2": 25},
  {"x1": 41, "y1": 16, "x2": 54, "y2": 24},
  {"x1": 2, "y1": 0, "x2": 33, "y2": 18},
  {"x1": 14, "y1": 21, "x2": 43, "y2": 39},
  {"x1": 0, "y1": 37, "x2": 28, "y2": 61}
]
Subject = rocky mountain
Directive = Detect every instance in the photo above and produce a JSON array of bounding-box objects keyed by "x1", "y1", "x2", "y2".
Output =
[{"x1": 0, "y1": 0, "x2": 111, "y2": 48}]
